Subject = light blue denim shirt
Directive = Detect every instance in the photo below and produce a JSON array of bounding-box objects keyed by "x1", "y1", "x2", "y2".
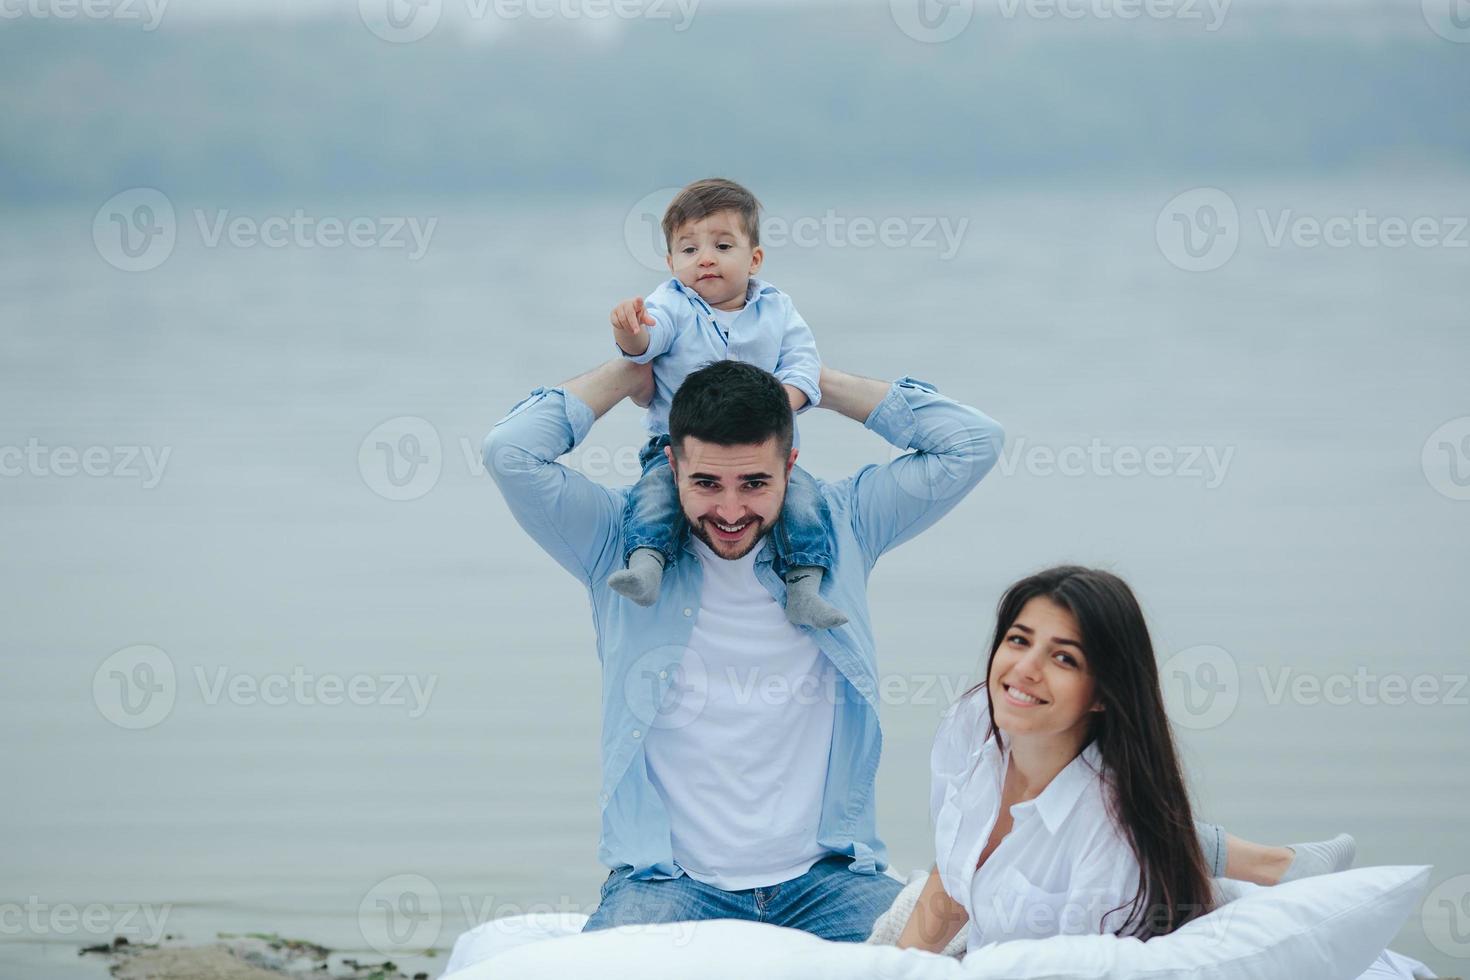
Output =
[
  {"x1": 484, "y1": 378, "x2": 1004, "y2": 880},
  {"x1": 622, "y1": 276, "x2": 822, "y2": 436}
]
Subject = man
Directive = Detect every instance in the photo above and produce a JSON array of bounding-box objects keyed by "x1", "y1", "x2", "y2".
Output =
[{"x1": 484, "y1": 356, "x2": 1004, "y2": 941}]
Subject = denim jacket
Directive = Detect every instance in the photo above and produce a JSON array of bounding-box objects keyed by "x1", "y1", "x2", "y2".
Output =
[{"x1": 484, "y1": 377, "x2": 1004, "y2": 879}]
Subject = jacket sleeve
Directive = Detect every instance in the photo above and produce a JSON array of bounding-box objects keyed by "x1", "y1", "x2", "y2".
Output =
[
  {"x1": 482, "y1": 386, "x2": 625, "y2": 584},
  {"x1": 840, "y1": 378, "x2": 1005, "y2": 567}
]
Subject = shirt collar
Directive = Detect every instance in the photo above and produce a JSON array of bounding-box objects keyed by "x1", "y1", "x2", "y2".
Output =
[
  {"x1": 667, "y1": 276, "x2": 773, "y2": 314},
  {"x1": 1027, "y1": 741, "x2": 1104, "y2": 835}
]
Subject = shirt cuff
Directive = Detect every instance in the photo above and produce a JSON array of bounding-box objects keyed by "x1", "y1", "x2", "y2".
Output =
[
  {"x1": 779, "y1": 373, "x2": 822, "y2": 413},
  {"x1": 495, "y1": 385, "x2": 596, "y2": 449},
  {"x1": 862, "y1": 376, "x2": 936, "y2": 449}
]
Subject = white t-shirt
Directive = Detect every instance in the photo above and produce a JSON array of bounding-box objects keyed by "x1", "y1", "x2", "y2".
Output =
[
  {"x1": 706, "y1": 304, "x2": 743, "y2": 339},
  {"x1": 642, "y1": 536, "x2": 837, "y2": 891},
  {"x1": 930, "y1": 687, "x2": 1142, "y2": 951}
]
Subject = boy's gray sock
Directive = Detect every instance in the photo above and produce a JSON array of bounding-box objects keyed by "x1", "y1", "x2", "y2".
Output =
[
  {"x1": 1279, "y1": 833, "x2": 1356, "y2": 883},
  {"x1": 609, "y1": 548, "x2": 665, "y2": 607},
  {"x1": 784, "y1": 566, "x2": 848, "y2": 630}
]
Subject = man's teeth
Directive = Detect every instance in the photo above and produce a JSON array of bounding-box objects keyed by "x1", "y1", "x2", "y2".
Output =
[
  {"x1": 1007, "y1": 685, "x2": 1043, "y2": 705},
  {"x1": 714, "y1": 521, "x2": 747, "y2": 533}
]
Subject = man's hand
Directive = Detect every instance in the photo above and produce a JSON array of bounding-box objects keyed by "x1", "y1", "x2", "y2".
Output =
[{"x1": 610, "y1": 297, "x2": 655, "y2": 357}]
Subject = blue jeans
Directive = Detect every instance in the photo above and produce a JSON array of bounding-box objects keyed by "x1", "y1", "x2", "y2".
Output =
[
  {"x1": 622, "y1": 435, "x2": 835, "y2": 574},
  {"x1": 583, "y1": 855, "x2": 904, "y2": 943}
]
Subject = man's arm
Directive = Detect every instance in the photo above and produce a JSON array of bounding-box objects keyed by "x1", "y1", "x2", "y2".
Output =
[
  {"x1": 483, "y1": 359, "x2": 653, "y2": 583},
  {"x1": 818, "y1": 367, "x2": 1004, "y2": 565}
]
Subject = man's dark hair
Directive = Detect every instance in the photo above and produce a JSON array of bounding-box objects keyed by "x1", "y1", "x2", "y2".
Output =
[
  {"x1": 662, "y1": 178, "x2": 762, "y2": 252},
  {"x1": 668, "y1": 360, "x2": 793, "y2": 460}
]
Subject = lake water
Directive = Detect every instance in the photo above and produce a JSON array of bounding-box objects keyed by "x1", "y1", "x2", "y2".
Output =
[{"x1": 2, "y1": 180, "x2": 1468, "y2": 977}]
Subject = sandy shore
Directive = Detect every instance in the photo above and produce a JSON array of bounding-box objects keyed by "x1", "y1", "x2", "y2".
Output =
[{"x1": 82, "y1": 936, "x2": 435, "y2": 980}]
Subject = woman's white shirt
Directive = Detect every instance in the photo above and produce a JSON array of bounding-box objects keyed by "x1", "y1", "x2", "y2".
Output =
[{"x1": 930, "y1": 687, "x2": 1143, "y2": 952}]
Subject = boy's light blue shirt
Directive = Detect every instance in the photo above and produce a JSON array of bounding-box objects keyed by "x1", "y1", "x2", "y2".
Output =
[
  {"x1": 622, "y1": 276, "x2": 822, "y2": 436},
  {"x1": 484, "y1": 377, "x2": 1004, "y2": 881}
]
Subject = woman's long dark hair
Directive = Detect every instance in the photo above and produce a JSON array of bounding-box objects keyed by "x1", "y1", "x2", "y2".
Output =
[{"x1": 965, "y1": 565, "x2": 1214, "y2": 939}]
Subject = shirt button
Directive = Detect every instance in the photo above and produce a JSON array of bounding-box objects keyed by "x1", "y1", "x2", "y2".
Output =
[
  {"x1": 683, "y1": 608, "x2": 692, "y2": 617},
  {"x1": 658, "y1": 670, "x2": 668, "y2": 680},
  {"x1": 632, "y1": 729, "x2": 642, "y2": 739}
]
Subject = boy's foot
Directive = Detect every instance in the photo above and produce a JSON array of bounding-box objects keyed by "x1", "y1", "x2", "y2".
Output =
[
  {"x1": 1278, "y1": 833, "x2": 1357, "y2": 883},
  {"x1": 784, "y1": 566, "x2": 848, "y2": 630},
  {"x1": 609, "y1": 548, "x2": 665, "y2": 607}
]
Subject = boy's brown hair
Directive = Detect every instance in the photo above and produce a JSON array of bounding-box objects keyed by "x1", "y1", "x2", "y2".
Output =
[{"x1": 661, "y1": 178, "x2": 762, "y2": 253}]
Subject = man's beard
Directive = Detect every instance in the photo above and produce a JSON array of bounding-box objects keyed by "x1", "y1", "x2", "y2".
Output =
[{"x1": 687, "y1": 514, "x2": 772, "y2": 560}]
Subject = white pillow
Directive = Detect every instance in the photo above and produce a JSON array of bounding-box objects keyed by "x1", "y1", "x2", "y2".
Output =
[
  {"x1": 958, "y1": 865, "x2": 1431, "y2": 980},
  {"x1": 440, "y1": 865, "x2": 1430, "y2": 980}
]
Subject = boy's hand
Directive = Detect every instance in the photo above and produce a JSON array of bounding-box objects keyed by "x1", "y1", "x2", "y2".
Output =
[{"x1": 610, "y1": 297, "x2": 656, "y2": 357}]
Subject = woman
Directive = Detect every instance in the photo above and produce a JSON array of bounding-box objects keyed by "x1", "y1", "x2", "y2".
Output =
[{"x1": 896, "y1": 565, "x2": 1354, "y2": 953}]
